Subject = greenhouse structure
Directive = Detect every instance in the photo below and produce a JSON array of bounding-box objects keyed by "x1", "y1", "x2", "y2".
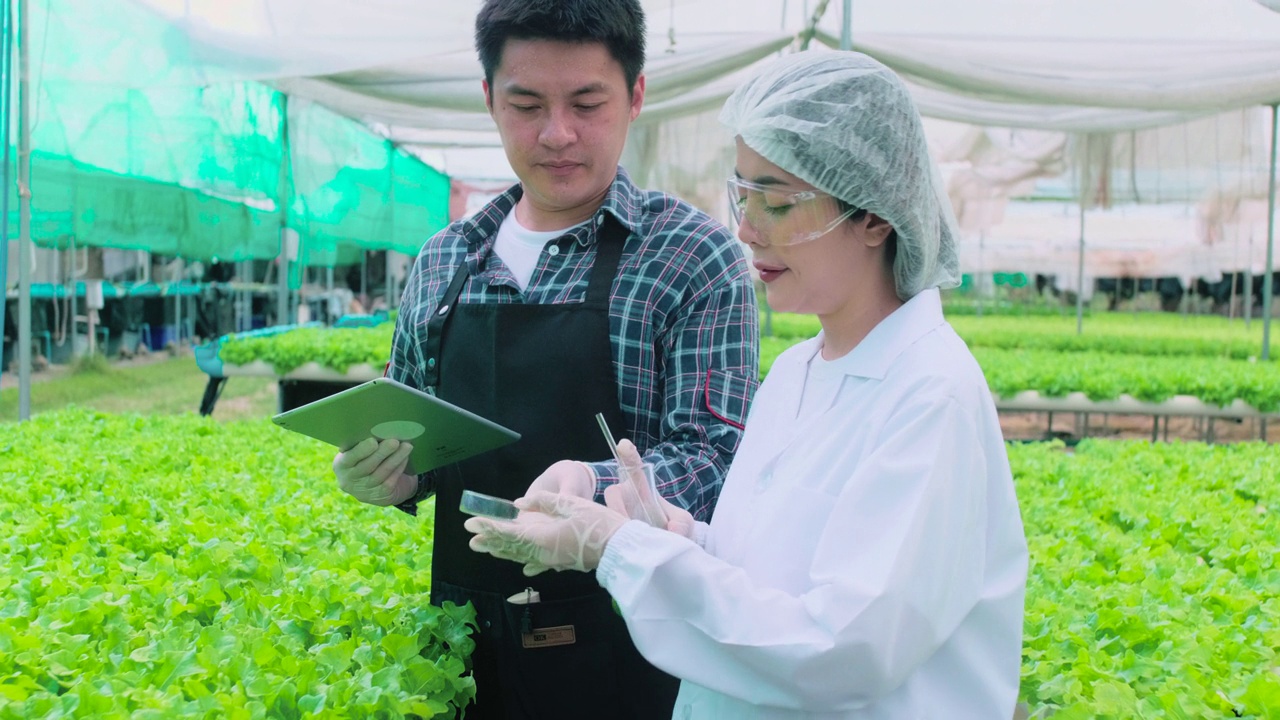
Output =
[{"x1": 3, "y1": 1, "x2": 1280, "y2": 717}]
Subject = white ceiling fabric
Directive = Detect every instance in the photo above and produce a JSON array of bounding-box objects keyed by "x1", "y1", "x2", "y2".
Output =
[{"x1": 32, "y1": 0, "x2": 1280, "y2": 278}]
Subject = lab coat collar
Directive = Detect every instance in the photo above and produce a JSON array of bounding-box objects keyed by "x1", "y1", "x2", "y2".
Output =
[{"x1": 807, "y1": 288, "x2": 947, "y2": 381}]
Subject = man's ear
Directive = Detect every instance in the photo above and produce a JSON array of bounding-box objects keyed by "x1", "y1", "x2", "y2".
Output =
[
  {"x1": 628, "y1": 74, "x2": 646, "y2": 122},
  {"x1": 483, "y1": 80, "x2": 494, "y2": 115},
  {"x1": 860, "y1": 212, "x2": 894, "y2": 249}
]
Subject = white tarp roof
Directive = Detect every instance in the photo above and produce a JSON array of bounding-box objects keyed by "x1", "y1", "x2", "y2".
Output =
[
  {"x1": 31, "y1": 0, "x2": 1280, "y2": 277},
  {"x1": 89, "y1": 0, "x2": 1280, "y2": 133}
]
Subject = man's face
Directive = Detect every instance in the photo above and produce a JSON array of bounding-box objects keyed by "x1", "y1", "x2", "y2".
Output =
[{"x1": 484, "y1": 38, "x2": 645, "y2": 230}]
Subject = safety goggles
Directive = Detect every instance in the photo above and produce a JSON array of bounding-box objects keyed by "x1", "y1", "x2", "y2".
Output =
[{"x1": 726, "y1": 176, "x2": 862, "y2": 246}]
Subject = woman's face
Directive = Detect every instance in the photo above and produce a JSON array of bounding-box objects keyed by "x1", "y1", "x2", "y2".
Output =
[{"x1": 732, "y1": 139, "x2": 893, "y2": 317}]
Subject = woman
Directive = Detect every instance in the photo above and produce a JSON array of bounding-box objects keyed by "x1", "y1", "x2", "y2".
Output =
[{"x1": 466, "y1": 50, "x2": 1028, "y2": 719}]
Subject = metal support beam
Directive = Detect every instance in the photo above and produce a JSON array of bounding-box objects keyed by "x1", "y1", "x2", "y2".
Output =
[
  {"x1": 797, "y1": 0, "x2": 832, "y2": 50},
  {"x1": 0, "y1": 0, "x2": 12, "y2": 389},
  {"x1": 1262, "y1": 104, "x2": 1278, "y2": 361},
  {"x1": 840, "y1": 0, "x2": 852, "y2": 50},
  {"x1": 16, "y1": 0, "x2": 31, "y2": 419},
  {"x1": 276, "y1": 94, "x2": 291, "y2": 327},
  {"x1": 1076, "y1": 203, "x2": 1086, "y2": 335}
]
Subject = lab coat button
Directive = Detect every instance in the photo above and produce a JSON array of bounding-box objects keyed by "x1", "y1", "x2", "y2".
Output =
[{"x1": 680, "y1": 706, "x2": 691, "y2": 720}]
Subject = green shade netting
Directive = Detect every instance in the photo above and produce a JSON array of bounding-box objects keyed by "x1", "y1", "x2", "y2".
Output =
[
  {"x1": 3, "y1": 1, "x2": 450, "y2": 268},
  {"x1": 289, "y1": 100, "x2": 452, "y2": 269}
]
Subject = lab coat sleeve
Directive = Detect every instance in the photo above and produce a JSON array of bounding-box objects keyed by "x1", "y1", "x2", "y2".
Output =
[{"x1": 596, "y1": 395, "x2": 991, "y2": 711}]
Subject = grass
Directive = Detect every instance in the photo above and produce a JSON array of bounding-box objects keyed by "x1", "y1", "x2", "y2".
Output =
[{"x1": 0, "y1": 352, "x2": 279, "y2": 423}]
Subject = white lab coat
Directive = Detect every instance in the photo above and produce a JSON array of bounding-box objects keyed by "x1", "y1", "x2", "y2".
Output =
[{"x1": 597, "y1": 289, "x2": 1028, "y2": 719}]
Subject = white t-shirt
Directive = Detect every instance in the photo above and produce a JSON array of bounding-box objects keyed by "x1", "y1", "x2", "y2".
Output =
[
  {"x1": 493, "y1": 211, "x2": 586, "y2": 291},
  {"x1": 797, "y1": 346, "x2": 844, "y2": 421}
]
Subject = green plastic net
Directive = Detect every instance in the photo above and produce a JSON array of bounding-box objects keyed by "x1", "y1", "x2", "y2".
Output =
[{"x1": 3, "y1": 0, "x2": 450, "y2": 269}]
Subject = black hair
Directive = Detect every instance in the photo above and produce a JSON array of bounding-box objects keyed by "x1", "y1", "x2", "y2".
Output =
[
  {"x1": 836, "y1": 199, "x2": 898, "y2": 268},
  {"x1": 475, "y1": 0, "x2": 646, "y2": 95}
]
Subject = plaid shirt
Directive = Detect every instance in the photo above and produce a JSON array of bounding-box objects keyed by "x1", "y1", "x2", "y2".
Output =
[{"x1": 389, "y1": 168, "x2": 759, "y2": 521}]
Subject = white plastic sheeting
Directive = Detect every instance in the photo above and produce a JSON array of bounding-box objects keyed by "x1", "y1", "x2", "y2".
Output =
[
  {"x1": 105, "y1": 0, "x2": 1280, "y2": 137},
  {"x1": 960, "y1": 202, "x2": 1270, "y2": 298},
  {"x1": 65, "y1": 0, "x2": 1280, "y2": 279},
  {"x1": 269, "y1": 32, "x2": 793, "y2": 137}
]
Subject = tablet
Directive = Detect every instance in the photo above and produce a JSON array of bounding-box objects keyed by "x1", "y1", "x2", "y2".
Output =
[{"x1": 271, "y1": 377, "x2": 520, "y2": 475}]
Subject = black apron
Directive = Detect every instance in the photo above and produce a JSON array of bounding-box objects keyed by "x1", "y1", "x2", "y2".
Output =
[{"x1": 422, "y1": 216, "x2": 680, "y2": 720}]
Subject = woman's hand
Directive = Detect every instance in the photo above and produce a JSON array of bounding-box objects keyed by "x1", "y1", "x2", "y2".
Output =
[{"x1": 464, "y1": 491, "x2": 629, "y2": 575}]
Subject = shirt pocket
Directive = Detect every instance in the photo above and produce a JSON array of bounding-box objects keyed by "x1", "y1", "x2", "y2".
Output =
[{"x1": 702, "y1": 368, "x2": 754, "y2": 431}]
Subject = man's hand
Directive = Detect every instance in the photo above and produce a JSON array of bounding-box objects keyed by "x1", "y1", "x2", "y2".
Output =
[
  {"x1": 333, "y1": 437, "x2": 417, "y2": 506},
  {"x1": 604, "y1": 439, "x2": 698, "y2": 539}
]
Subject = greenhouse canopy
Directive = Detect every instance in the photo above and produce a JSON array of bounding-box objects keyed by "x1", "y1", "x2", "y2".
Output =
[{"x1": 14, "y1": 0, "x2": 1280, "y2": 274}]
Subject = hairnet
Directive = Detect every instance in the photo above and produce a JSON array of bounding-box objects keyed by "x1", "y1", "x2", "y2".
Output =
[{"x1": 720, "y1": 51, "x2": 960, "y2": 300}]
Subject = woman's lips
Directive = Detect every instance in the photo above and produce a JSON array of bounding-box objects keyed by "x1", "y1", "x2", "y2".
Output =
[{"x1": 755, "y1": 263, "x2": 787, "y2": 283}]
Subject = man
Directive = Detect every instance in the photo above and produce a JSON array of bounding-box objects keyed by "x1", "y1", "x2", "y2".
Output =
[{"x1": 331, "y1": 0, "x2": 759, "y2": 717}]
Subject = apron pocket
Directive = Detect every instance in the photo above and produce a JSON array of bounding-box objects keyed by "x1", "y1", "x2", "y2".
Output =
[{"x1": 501, "y1": 592, "x2": 622, "y2": 715}]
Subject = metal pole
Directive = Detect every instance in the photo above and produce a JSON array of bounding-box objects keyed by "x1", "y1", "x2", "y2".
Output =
[
  {"x1": 1246, "y1": 261, "x2": 1254, "y2": 329},
  {"x1": 797, "y1": 0, "x2": 831, "y2": 50},
  {"x1": 275, "y1": 93, "x2": 291, "y2": 327},
  {"x1": 840, "y1": 0, "x2": 852, "y2": 50},
  {"x1": 16, "y1": 0, "x2": 30, "y2": 419},
  {"x1": 361, "y1": 252, "x2": 368, "y2": 306},
  {"x1": 172, "y1": 270, "x2": 180, "y2": 345},
  {"x1": 1228, "y1": 268, "x2": 1238, "y2": 321},
  {"x1": 325, "y1": 264, "x2": 334, "y2": 324},
  {"x1": 385, "y1": 251, "x2": 396, "y2": 310},
  {"x1": 1262, "y1": 104, "x2": 1278, "y2": 361},
  {"x1": 387, "y1": 146, "x2": 397, "y2": 311},
  {"x1": 0, "y1": 0, "x2": 11, "y2": 388},
  {"x1": 1076, "y1": 203, "x2": 1086, "y2": 336},
  {"x1": 976, "y1": 231, "x2": 985, "y2": 317}
]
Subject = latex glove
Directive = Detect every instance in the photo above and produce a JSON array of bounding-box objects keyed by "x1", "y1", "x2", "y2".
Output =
[
  {"x1": 333, "y1": 437, "x2": 417, "y2": 506},
  {"x1": 525, "y1": 460, "x2": 597, "y2": 499},
  {"x1": 600, "y1": 439, "x2": 666, "y2": 528},
  {"x1": 465, "y1": 491, "x2": 628, "y2": 576},
  {"x1": 603, "y1": 439, "x2": 698, "y2": 540}
]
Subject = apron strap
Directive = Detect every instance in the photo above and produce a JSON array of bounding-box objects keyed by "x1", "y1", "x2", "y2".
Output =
[
  {"x1": 421, "y1": 212, "x2": 631, "y2": 390},
  {"x1": 584, "y1": 214, "x2": 628, "y2": 307},
  {"x1": 421, "y1": 260, "x2": 470, "y2": 392}
]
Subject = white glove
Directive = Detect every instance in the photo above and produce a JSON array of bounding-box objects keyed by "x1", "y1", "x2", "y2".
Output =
[
  {"x1": 464, "y1": 491, "x2": 628, "y2": 576},
  {"x1": 603, "y1": 439, "x2": 698, "y2": 540},
  {"x1": 525, "y1": 460, "x2": 597, "y2": 499},
  {"x1": 333, "y1": 437, "x2": 417, "y2": 506},
  {"x1": 600, "y1": 439, "x2": 666, "y2": 528}
]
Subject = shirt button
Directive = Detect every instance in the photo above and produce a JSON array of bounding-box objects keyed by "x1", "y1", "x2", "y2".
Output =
[
  {"x1": 547, "y1": 245, "x2": 560, "y2": 256},
  {"x1": 596, "y1": 214, "x2": 606, "y2": 227}
]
